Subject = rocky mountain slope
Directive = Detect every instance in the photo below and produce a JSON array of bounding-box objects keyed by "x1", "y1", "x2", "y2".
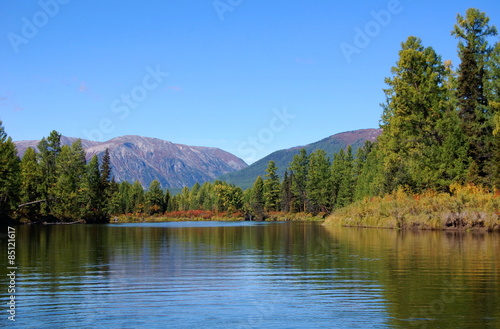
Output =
[{"x1": 15, "y1": 135, "x2": 248, "y2": 189}]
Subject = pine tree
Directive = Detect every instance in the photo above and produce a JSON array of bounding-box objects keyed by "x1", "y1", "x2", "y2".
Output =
[
  {"x1": 37, "y1": 130, "x2": 61, "y2": 216},
  {"x1": 263, "y1": 161, "x2": 281, "y2": 211},
  {"x1": 289, "y1": 149, "x2": 309, "y2": 212},
  {"x1": 378, "y1": 36, "x2": 468, "y2": 192},
  {"x1": 145, "y1": 180, "x2": 164, "y2": 215},
  {"x1": 164, "y1": 189, "x2": 172, "y2": 212},
  {"x1": 196, "y1": 182, "x2": 214, "y2": 211},
  {"x1": 452, "y1": 8, "x2": 498, "y2": 185},
  {"x1": 280, "y1": 171, "x2": 293, "y2": 213},
  {"x1": 178, "y1": 186, "x2": 190, "y2": 211},
  {"x1": 81, "y1": 155, "x2": 108, "y2": 222},
  {"x1": 0, "y1": 122, "x2": 20, "y2": 220},
  {"x1": 130, "y1": 181, "x2": 145, "y2": 213},
  {"x1": 251, "y1": 176, "x2": 265, "y2": 220},
  {"x1": 336, "y1": 146, "x2": 354, "y2": 208},
  {"x1": 353, "y1": 144, "x2": 384, "y2": 200},
  {"x1": 330, "y1": 149, "x2": 345, "y2": 208},
  {"x1": 19, "y1": 147, "x2": 42, "y2": 219},
  {"x1": 306, "y1": 150, "x2": 331, "y2": 213},
  {"x1": 52, "y1": 141, "x2": 86, "y2": 220},
  {"x1": 113, "y1": 181, "x2": 132, "y2": 214},
  {"x1": 189, "y1": 182, "x2": 201, "y2": 209}
]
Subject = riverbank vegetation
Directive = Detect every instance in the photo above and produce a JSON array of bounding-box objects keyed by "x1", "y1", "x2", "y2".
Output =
[
  {"x1": 1, "y1": 8, "x2": 499, "y2": 228},
  {"x1": 324, "y1": 184, "x2": 500, "y2": 231}
]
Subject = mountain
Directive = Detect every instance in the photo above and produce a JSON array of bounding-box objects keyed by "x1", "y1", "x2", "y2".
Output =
[
  {"x1": 218, "y1": 128, "x2": 382, "y2": 189},
  {"x1": 14, "y1": 135, "x2": 248, "y2": 189}
]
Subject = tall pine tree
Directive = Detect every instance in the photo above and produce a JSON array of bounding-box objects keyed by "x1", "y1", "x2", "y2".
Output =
[
  {"x1": 0, "y1": 121, "x2": 20, "y2": 220},
  {"x1": 263, "y1": 161, "x2": 281, "y2": 212},
  {"x1": 452, "y1": 8, "x2": 498, "y2": 186}
]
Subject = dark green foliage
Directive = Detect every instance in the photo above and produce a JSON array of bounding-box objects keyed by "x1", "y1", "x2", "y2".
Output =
[
  {"x1": 218, "y1": 130, "x2": 379, "y2": 190},
  {"x1": 280, "y1": 171, "x2": 293, "y2": 212},
  {"x1": 0, "y1": 122, "x2": 20, "y2": 220},
  {"x1": 378, "y1": 36, "x2": 470, "y2": 193},
  {"x1": 37, "y1": 130, "x2": 61, "y2": 216},
  {"x1": 452, "y1": 8, "x2": 498, "y2": 186},
  {"x1": 145, "y1": 180, "x2": 164, "y2": 214},
  {"x1": 130, "y1": 181, "x2": 145, "y2": 213},
  {"x1": 330, "y1": 147, "x2": 354, "y2": 209},
  {"x1": 19, "y1": 147, "x2": 42, "y2": 219},
  {"x1": 250, "y1": 176, "x2": 265, "y2": 220},
  {"x1": 81, "y1": 155, "x2": 108, "y2": 222},
  {"x1": 306, "y1": 150, "x2": 331, "y2": 213},
  {"x1": 264, "y1": 161, "x2": 281, "y2": 211},
  {"x1": 52, "y1": 141, "x2": 86, "y2": 220},
  {"x1": 289, "y1": 149, "x2": 309, "y2": 212}
]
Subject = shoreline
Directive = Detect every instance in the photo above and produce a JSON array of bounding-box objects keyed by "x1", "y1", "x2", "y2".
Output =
[{"x1": 323, "y1": 185, "x2": 500, "y2": 232}]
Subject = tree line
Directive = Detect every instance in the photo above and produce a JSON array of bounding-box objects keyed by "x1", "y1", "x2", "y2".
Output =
[{"x1": 1, "y1": 8, "x2": 499, "y2": 223}]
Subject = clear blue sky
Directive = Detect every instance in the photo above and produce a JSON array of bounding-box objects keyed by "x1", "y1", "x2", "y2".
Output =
[{"x1": 1, "y1": 0, "x2": 499, "y2": 163}]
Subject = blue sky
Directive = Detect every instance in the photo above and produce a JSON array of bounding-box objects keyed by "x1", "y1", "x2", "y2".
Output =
[{"x1": 1, "y1": 0, "x2": 499, "y2": 163}]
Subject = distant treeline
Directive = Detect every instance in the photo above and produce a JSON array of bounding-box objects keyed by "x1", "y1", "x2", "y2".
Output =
[{"x1": 1, "y1": 8, "x2": 499, "y2": 223}]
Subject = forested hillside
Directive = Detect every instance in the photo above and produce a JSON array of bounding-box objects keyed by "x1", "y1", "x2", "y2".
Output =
[{"x1": 218, "y1": 129, "x2": 380, "y2": 189}]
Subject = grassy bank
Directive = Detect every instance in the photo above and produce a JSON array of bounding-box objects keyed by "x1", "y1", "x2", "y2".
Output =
[{"x1": 324, "y1": 184, "x2": 500, "y2": 231}]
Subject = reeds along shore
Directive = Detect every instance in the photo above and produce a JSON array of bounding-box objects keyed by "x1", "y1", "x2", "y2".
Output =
[{"x1": 323, "y1": 184, "x2": 500, "y2": 231}]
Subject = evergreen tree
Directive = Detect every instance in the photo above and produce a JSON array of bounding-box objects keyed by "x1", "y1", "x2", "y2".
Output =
[
  {"x1": 189, "y1": 182, "x2": 201, "y2": 210},
  {"x1": 487, "y1": 43, "x2": 500, "y2": 188},
  {"x1": 164, "y1": 189, "x2": 172, "y2": 212},
  {"x1": 289, "y1": 149, "x2": 309, "y2": 212},
  {"x1": 336, "y1": 146, "x2": 354, "y2": 208},
  {"x1": 52, "y1": 141, "x2": 86, "y2": 220},
  {"x1": 129, "y1": 181, "x2": 145, "y2": 213},
  {"x1": 330, "y1": 148, "x2": 345, "y2": 208},
  {"x1": 19, "y1": 147, "x2": 42, "y2": 219},
  {"x1": 197, "y1": 182, "x2": 215, "y2": 211},
  {"x1": 353, "y1": 144, "x2": 384, "y2": 200},
  {"x1": 37, "y1": 130, "x2": 61, "y2": 216},
  {"x1": 0, "y1": 122, "x2": 20, "y2": 220},
  {"x1": 250, "y1": 176, "x2": 265, "y2": 220},
  {"x1": 379, "y1": 36, "x2": 468, "y2": 192},
  {"x1": 111, "y1": 181, "x2": 132, "y2": 214},
  {"x1": 178, "y1": 186, "x2": 190, "y2": 211},
  {"x1": 263, "y1": 160, "x2": 281, "y2": 211},
  {"x1": 280, "y1": 171, "x2": 293, "y2": 213},
  {"x1": 145, "y1": 180, "x2": 164, "y2": 215},
  {"x1": 81, "y1": 155, "x2": 107, "y2": 221},
  {"x1": 306, "y1": 150, "x2": 331, "y2": 213},
  {"x1": 452, "y1": 8, "x2": 498, "y2": 185},
  {"x1": 100, "y1": 148, "x2": 112, "y2": 190}
]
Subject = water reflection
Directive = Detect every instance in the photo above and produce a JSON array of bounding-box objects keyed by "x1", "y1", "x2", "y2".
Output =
[{"x1": 1, "y1": 222, "x2": 498, "y2": 328}]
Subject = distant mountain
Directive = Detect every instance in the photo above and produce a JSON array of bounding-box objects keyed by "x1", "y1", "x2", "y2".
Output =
[
  {"x1": 218, "y1": 129, "x2": 382, "y2": 189},
  {"x1": 14, "y1": 135, "x2": 248, "y2": 189}
]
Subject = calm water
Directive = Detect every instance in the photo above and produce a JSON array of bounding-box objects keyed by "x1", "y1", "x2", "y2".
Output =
[{"x1": 1, "y1": 221, "x2": 499, "y2": 328}]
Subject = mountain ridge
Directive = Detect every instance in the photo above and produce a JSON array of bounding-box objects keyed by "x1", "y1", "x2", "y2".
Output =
[
  {"x1": 14, "y1": 135, "x2": 248, "y2": 189},
  {"x1": 218, "y1": 128, "x2": 381, "y2": 189}
]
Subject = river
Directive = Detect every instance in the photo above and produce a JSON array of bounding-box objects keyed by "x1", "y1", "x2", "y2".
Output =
[{"x1": 1, "y1": 221, "x2": 499, "y2": 328}]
